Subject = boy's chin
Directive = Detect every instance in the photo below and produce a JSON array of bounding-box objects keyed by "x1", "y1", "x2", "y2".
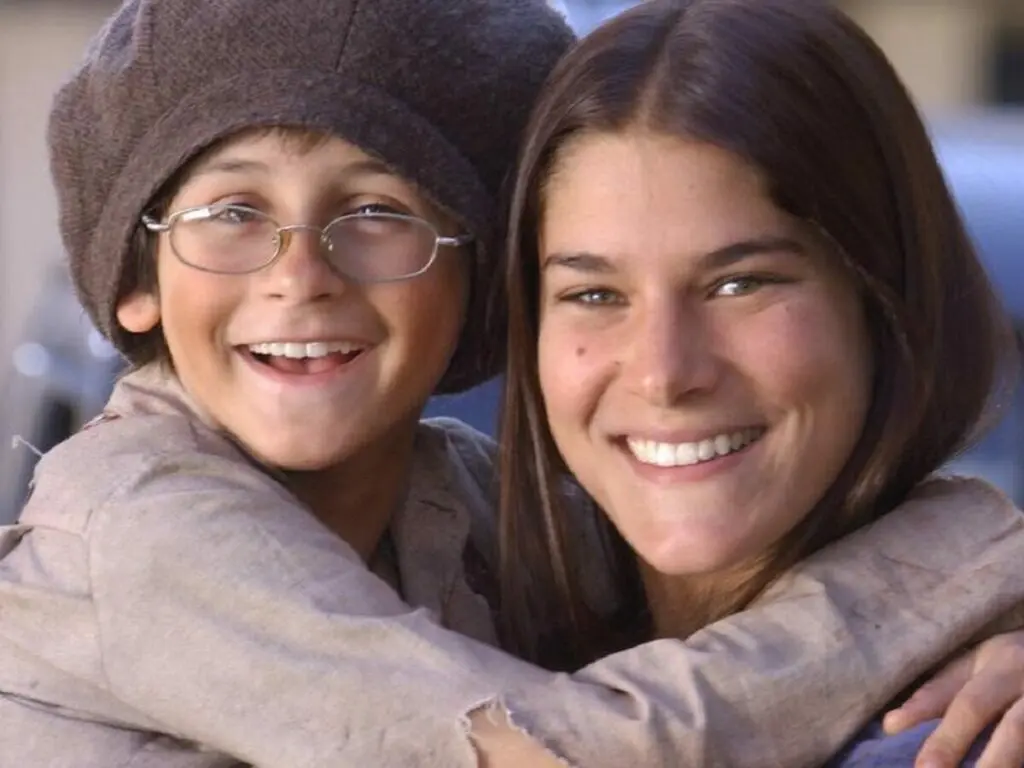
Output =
[{"x1": 239, "y1": 436, "x2": 351, "y2": 475}]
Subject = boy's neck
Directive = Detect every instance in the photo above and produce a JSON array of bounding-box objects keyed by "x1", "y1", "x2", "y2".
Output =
[{"x1": 283, "y1": 421, "x2": 418, "y2": 562}]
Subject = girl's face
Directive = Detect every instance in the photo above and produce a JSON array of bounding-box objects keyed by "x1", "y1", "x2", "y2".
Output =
[
  {"x1": 536, "y1": 130, "x2": 873, "y2": 578},
  {"x1": 117, "y1": 131, "x2": 468, "y2": 470}
]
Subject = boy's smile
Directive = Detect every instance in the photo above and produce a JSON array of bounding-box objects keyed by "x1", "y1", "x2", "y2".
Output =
[{"x1": 243, "y1": 339, "x2": 366, "y2": 376}]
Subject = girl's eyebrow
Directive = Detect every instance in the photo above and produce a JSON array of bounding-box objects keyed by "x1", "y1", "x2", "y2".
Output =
[
  {"x1": 542, "y1": 251, "x2": 615, "y2": 273},
  {"x1": 542, "y1": 236, "x2": 807, "y2": 274},
  {"x1": 698, "y1": 236, "x2": 807, "y2": 270}
]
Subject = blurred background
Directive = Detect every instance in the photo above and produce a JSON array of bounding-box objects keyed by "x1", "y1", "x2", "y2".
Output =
[{"x1": 0, "y1": 0, "x2": 1022, "y2": 521}]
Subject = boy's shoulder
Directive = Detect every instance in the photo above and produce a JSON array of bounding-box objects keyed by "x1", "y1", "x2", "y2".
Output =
[
  {"x1": 48, "y1": 403, "x2": 227, "y2": 472},
  {"x1": 418, "y1": 416, "x2": 497, "y2": 483},
  {"x1": 415, "y1": 417, "x2": 499, "y2": 530},
  {"x1": 413, "y1": 417, "x2": 500, "y2": 591},
  {"x1": 21, "y1": 367, "x2": 257, "y2": 533}
]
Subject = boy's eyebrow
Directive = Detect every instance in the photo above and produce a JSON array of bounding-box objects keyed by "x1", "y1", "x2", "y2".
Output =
[
  {"x1": 190, "y1": 158, "x2": 269, "y2": 178},
  {"x1": 188, "y1": 156, "x2": 396, "y2": 180},
  {"x1": 343, "y1": 159, "x2": 397, "y2": 178},
  {"x1": 542, "y1": 236, "x2": 806, "y2": 273}
]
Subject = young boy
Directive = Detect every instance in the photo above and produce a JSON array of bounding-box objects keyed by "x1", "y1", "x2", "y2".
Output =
[{"x1": 2, "y1": 0, "x2": 1023, "y2": 766}]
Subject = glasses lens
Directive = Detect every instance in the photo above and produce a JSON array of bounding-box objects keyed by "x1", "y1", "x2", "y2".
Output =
[
  {"x1": 171, "y1": 205, "x2": 279, "y2": 273},
  {"x1": 325, "y1": 213, "x2": 437, "y2": 281}
]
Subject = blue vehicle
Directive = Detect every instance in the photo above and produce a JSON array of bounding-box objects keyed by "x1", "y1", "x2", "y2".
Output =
[
  {"x1": 928, "y1": 110, "x2": 1024, "y2": 497},
  {"x1": 553, "y1": 0, "x2": 636, "y2": 35}
]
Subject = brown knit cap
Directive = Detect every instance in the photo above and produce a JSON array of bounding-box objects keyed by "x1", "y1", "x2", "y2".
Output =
[{"x1": 47, "y1": 0, "x2": 574, "y2": 393}]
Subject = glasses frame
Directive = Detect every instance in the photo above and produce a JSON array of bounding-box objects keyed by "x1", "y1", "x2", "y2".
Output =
[{"x1": 141, "y1": 204, "x2": 474, "y2": 283}]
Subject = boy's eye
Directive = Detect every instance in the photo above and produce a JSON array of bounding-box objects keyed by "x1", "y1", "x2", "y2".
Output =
[
  {"x1": 177, "y1": 204, "x2": 266, "y2": 227},
  {"x1": 208, "y1": 204, "x2": 265, "y2": 225},
  {"x1": 350, "y1": 202, "x2": 404, "y2": 217}
]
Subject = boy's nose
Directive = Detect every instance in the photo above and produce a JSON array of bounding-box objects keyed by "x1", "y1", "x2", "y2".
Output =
[{"x1": 262, "y1": 226, "x2": 346, "y2": 302}]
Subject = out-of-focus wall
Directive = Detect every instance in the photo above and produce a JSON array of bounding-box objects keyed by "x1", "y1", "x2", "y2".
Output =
[
  {"x1": 841, "y1": 0, "x2": 1023, "y2": 109},
  {"x1": 842, "y1": 0, "x2": 993, "y2": 109},
  {"x1": 0, "y1": 1, "x2": 117, "y2": 374}
]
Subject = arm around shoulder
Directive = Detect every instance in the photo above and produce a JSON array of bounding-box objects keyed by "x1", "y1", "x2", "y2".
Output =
[{"x1": 86, "y1": 450, "x2": 555, "y2": 768}]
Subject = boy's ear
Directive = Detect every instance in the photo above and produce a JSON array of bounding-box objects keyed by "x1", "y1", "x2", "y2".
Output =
[{"x1": 115, "y1": 290, "x2": 161, "y2": 334}]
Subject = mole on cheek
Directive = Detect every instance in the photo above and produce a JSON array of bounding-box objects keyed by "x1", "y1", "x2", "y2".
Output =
[{"x1": 576, "y1": 346, "x2": 586, "y2": 357}]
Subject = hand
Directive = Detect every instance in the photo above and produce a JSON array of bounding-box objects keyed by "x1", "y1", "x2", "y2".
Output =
[
  {"x1": 470, "y1": 705, "x2": 567, "y2": 768},
  {"x1": 882, "y1": 631, "x2": 1024, "y2": 768}
]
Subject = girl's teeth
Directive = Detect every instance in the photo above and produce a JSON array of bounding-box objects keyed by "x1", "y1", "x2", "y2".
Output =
[
  {"x1": 677, "y1": 442, "x2": 697, "y2": 465},
  {"x1": 656, "y1": 443, "x2": 675, "y2": 466},
  {"x1": 626, "y1": 429, "x2": 764, "y2": 468},
  {"x1": 697, "y1": 440, "x2": 716, "y2": 461}
]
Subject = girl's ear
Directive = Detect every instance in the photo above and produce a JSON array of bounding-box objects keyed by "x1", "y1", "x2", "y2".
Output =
[{"x1": 115, "y1": 289, "x2": 161, "y2": 333}]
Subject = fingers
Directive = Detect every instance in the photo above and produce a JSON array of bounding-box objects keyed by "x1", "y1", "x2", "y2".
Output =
[
  {"x1": 976, "y1": 697, "x2": 1024, "y2": 768},
  {"x1": 914, "y1": 671, "x2": 1018, "y2": 768},
  {"x1": 885, "y1": 654, "x2": 974, "y2": 735}
]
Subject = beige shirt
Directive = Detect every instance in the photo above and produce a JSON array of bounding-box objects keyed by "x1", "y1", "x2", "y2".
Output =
[{"x1": 1, "y1": 365, "x2": 1023, "y2": 768}]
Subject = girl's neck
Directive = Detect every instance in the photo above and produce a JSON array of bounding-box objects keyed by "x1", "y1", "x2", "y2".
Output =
[
  {"x1": 283, "y1": 420, "x2": 419, "y2": 562},
  {"x1": 639, "y1": 559, "x2": 770, "y2": 640}
]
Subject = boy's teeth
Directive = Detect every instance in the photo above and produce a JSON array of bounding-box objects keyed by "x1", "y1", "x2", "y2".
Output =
[
  {"x1": 626, "y1": 428, "x2": 764, "y2": 468},
  {"x1": 247, "y1": 341, "x2": 362, "y2": 359}
]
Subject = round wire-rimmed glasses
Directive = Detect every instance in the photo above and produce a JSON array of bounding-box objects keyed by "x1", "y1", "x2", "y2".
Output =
[{"x1": 141, "y1": 203, "x2": 473, "y2": 282}]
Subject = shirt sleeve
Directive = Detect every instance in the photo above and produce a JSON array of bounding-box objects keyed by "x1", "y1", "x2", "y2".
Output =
[
  {"x1": 498, "y1": 477, "x2": 1024, "y2": 767},
  {"x1": 89, "y1": 455, "x2": 1024, "y2": 768}
]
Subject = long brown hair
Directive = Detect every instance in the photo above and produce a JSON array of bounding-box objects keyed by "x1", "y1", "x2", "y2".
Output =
[{"x1": 497, "y1": 0, "x2": 1015, "y2": 670}]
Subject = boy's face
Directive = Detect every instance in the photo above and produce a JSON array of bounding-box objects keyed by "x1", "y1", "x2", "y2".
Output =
[{"x1": 116, "y1": 131, "x2": 468, "y2": 470}]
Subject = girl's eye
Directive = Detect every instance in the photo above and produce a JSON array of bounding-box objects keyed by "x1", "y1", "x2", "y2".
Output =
[
  {"x1": 712, "y1": 274, "x2": 778, "y2": 298},
  {"x1": 561, "y1": 288, "x2": 625, "y2": 306}
]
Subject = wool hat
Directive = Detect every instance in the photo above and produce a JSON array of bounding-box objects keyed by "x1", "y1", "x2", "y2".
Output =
[{"x1": 47, "y1": 0, "x2": 574, "y2": 393}]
